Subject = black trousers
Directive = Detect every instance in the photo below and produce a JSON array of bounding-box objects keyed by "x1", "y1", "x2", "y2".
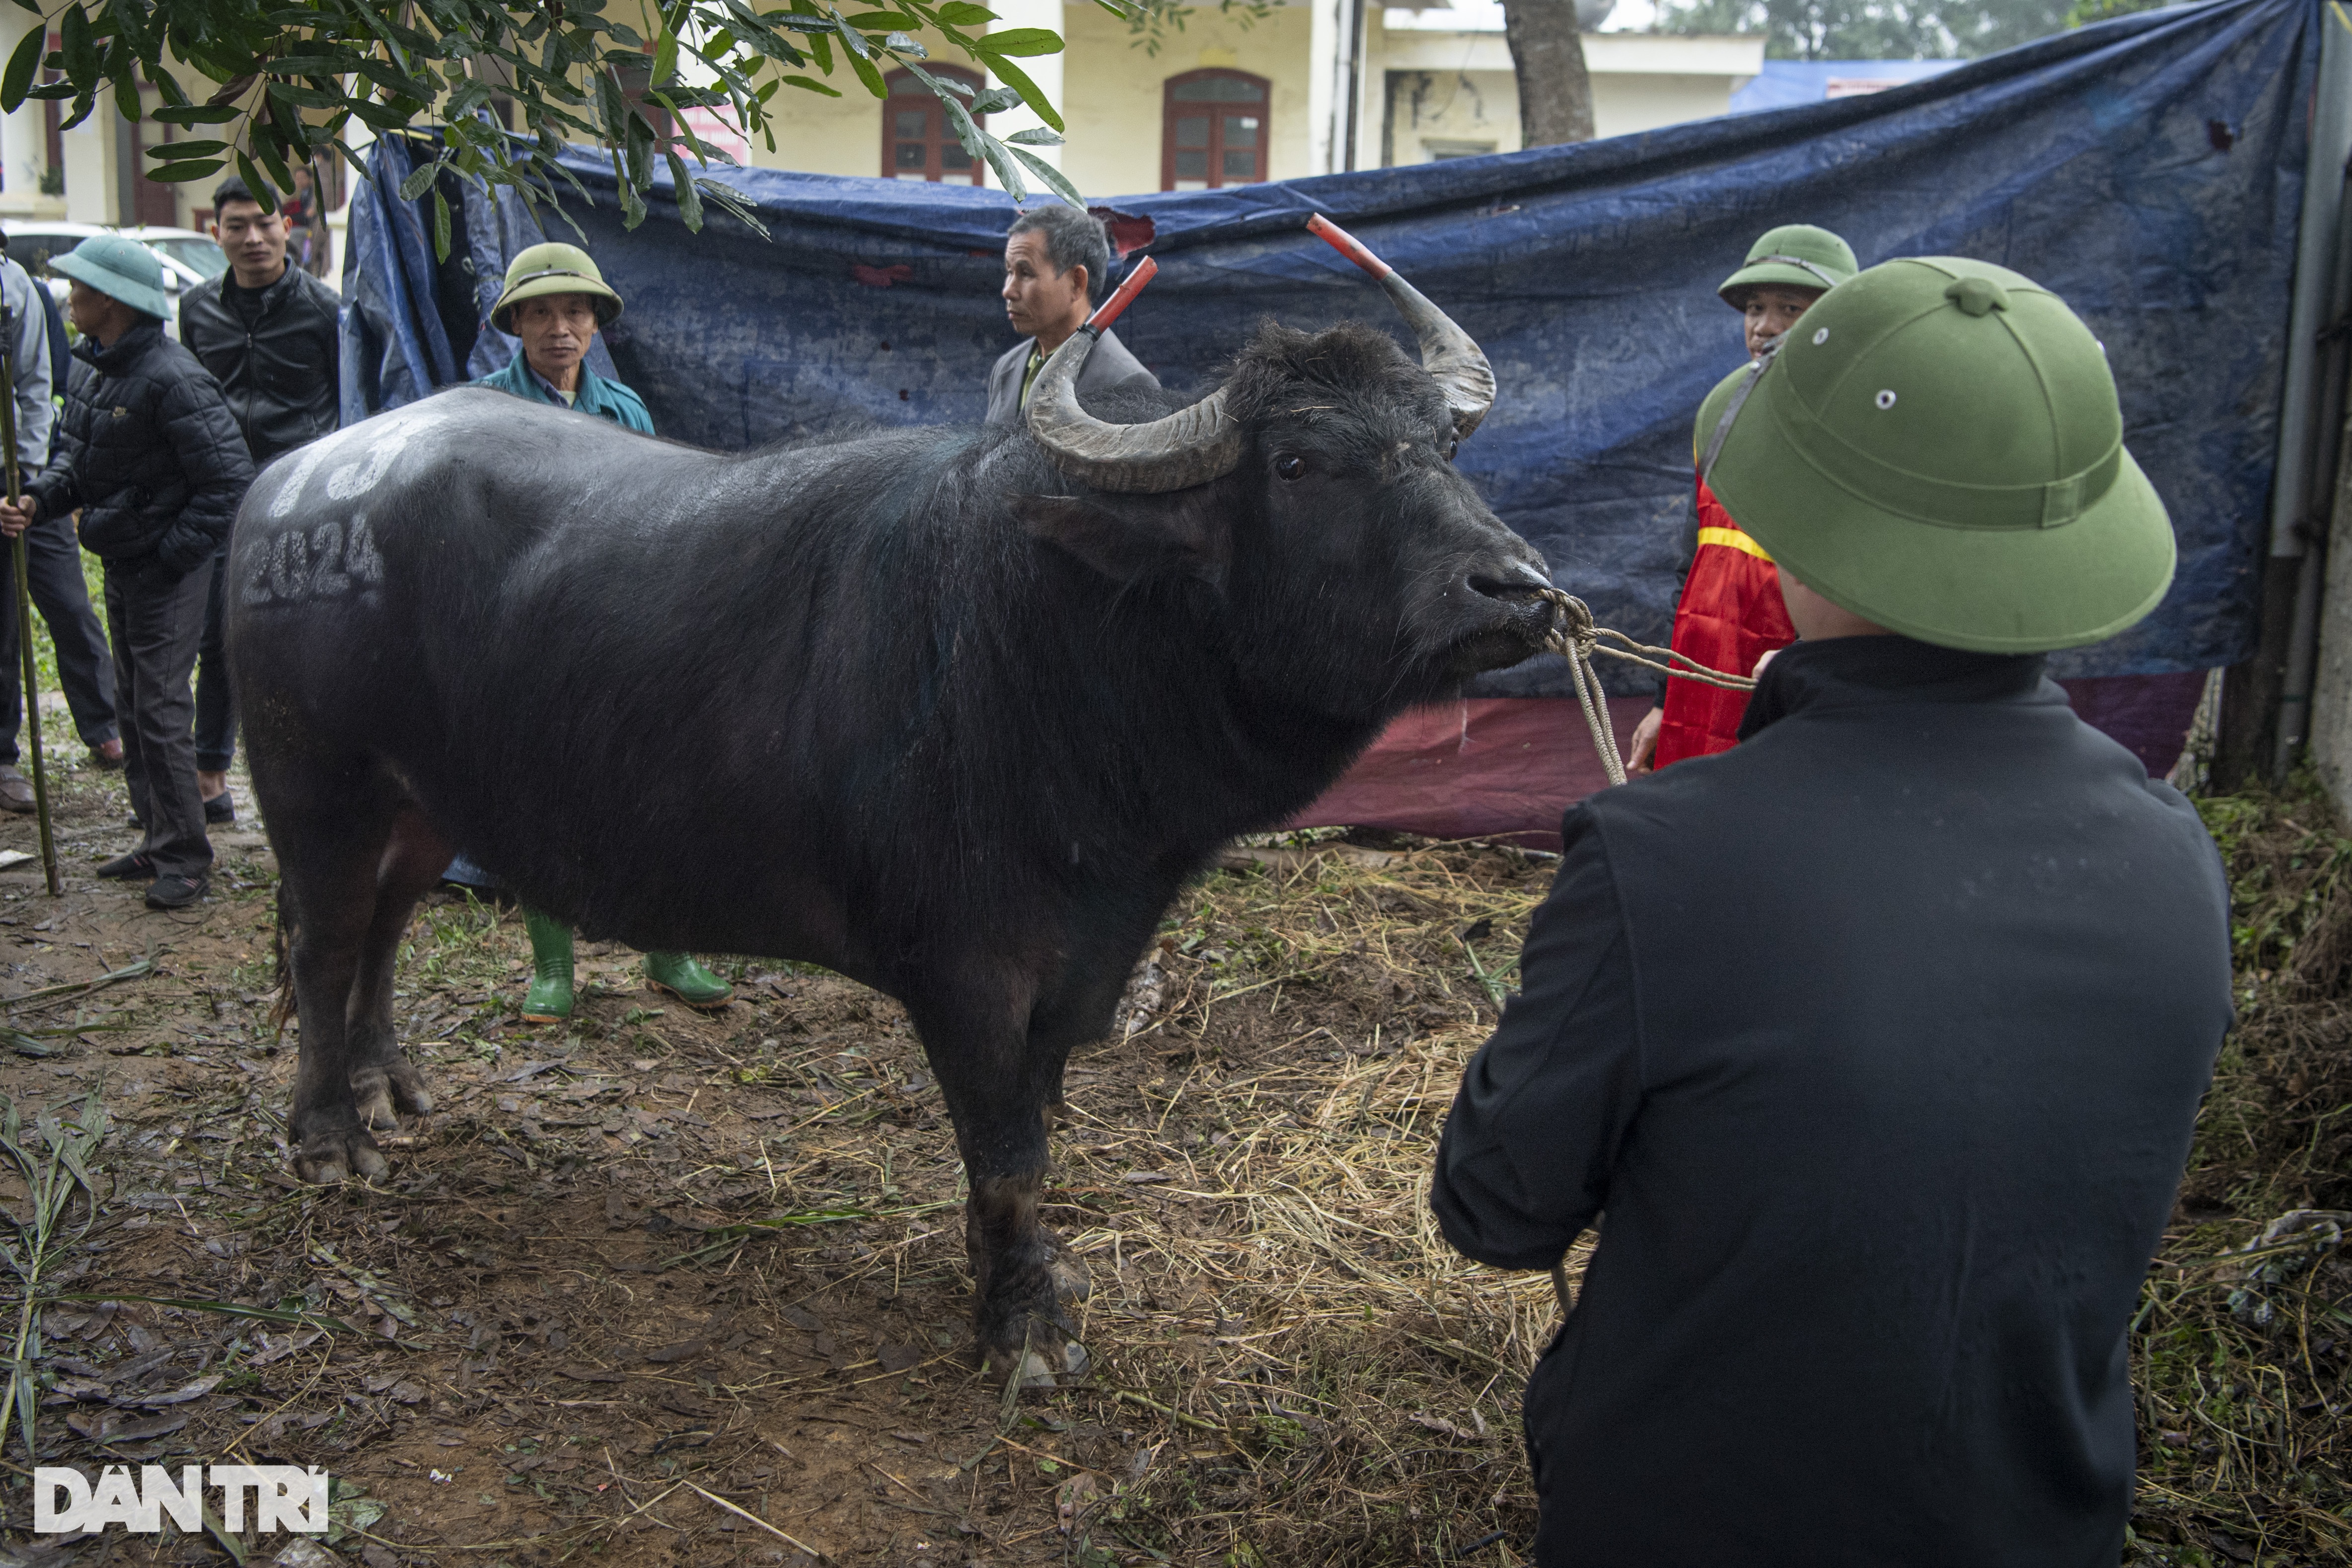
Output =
[
  {"x1": 194, "y1": 541, "x2": 234, "y2": 772},
  {"x1": 104, "y1": 561, "x2": 211, "y2": 881},
  {"x1": 0, "y1": 505, "x2": 118, "y2": 764}
]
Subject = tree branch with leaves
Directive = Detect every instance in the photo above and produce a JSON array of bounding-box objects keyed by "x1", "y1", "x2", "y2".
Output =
[{"x1": 0, "y1": 0, "x2": 1104, "y2": 251}]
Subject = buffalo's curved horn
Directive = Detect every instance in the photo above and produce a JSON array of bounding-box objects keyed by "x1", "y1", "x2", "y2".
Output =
[
  {"x1": 1308, "y1": 214, "x2": 1496, "y2": 440},
  {"x1": 1025, "y1": 257, "x2": 1247, "y2": 494}
]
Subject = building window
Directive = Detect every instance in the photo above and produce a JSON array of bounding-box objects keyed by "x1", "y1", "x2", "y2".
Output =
[
  {"x1": 884, "y1": 67, "x2": 985, "y2": 184},
  {"x1": 1162, "y1": 70, "x2": 1268, "y2": 192}
]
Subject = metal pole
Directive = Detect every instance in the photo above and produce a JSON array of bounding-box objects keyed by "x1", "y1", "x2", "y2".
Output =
[
  {"x1": 2264, "y1": 2, "x2": 2352, "y2": 561},
  {"x1": 0, "y1": 336, "x2": 57, "y2": 896}
]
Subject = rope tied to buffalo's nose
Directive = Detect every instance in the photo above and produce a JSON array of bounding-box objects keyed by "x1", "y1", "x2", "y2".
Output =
[{"x1": 1531, "y1": 588, "x2": 1759, "y2": 790}]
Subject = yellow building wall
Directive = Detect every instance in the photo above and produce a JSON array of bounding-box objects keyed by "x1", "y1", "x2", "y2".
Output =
[
  {"x1": 752, "y1": 73, "x2": 894, "y2": 180},
  {"x1": 741, "y1": 6, "x2": 1317, "y2": 202},
  {"x1": 1057, "y1": 3, "x2": 1317, "y2": 199}
]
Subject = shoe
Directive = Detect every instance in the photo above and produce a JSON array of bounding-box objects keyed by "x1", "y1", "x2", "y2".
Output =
[
  {"x1": 204, "y1": 790, "x2": 235, "y2": 824},
  {"x1": 145, "y1": 874, "x2": 206, "y2": 909},
  {"x1": 95, "y1": 851, "x2": 154, "y2": 880},
  {"x1": 0, "y1": 768, "x2": 31, "y2": 814},
  {"x1": 645, "y1": 952, "x2": 734, "y2": 1010},
  {"x1": 88, "y1": 739, "x2": 123, "y2": 770},
  {"x1": 520, "y1": 906, "x2": 575, "y2": 1023}
]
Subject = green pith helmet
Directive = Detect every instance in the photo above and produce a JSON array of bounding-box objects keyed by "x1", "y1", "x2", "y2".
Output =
[
  {"x1": 491, "y1": 242, "x2": 623, "y2": 333},
  {"x1": 1719, "y1": 224, "x2": 1859, "y2": 306},
  {"x1": 1705, "y1": 256, "x2": 2174, "y2": 653},
  {"x1": 49, "y1": 233, "x2": 169, "y2": 320}
]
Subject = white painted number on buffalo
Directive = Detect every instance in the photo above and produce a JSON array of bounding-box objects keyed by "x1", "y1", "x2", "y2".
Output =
[{"x1": 241, "y1": 519, "x2": 385, "y2": 607}]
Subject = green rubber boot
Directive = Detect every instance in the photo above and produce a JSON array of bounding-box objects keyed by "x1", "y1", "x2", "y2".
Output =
[
  {"x1": 520, "y1": 907, "x2": 575, "y2": 1023},
  {"x1": 644, "y1": 951, "x2": 734, "y2": 1010}
]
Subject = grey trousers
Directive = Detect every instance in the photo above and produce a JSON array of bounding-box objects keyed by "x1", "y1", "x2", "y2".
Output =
[
  {"x1": 104, "y1": 561, "x2": 211, "y2": 881},
  {"x1": 0, "y1": 504, "x2": 119, "y2": 762}
]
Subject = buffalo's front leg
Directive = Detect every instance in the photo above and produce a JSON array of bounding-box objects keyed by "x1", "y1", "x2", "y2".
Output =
[{"x1": 914, "y1": 982, "x2": 1090, "y2": 1385}]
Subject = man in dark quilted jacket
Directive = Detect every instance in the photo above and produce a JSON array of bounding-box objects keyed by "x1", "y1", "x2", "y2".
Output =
[{"x1": 0, "y1": 234, "x2": 253, "y2": 908}]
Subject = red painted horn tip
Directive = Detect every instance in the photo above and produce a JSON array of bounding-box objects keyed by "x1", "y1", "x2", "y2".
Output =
[
  {"x1": 1307, "y1": 213, "x2": 1393, "y2": 279},
  {"x1": 1086, "y1": 254, "x2": 1160, "y2": 332}
]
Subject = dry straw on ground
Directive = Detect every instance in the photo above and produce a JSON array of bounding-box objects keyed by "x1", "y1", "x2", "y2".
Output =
[{"x1": 2, "y1": 766, "x2": 2346, "y2": 1567}]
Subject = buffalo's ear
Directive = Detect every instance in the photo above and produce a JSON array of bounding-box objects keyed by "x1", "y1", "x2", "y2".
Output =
[{"x1": 1013, "y1": 493, "x2": 1226, "y2": 587}]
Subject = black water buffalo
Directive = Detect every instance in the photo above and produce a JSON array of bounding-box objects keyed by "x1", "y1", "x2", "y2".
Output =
[{"x1": 230, "y1": 264, "x2": 1554, "y2": 1381}]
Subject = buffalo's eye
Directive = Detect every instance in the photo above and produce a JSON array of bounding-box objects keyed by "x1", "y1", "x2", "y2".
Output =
[
  {"x1": 1443, "y1": 437, "x2": 1460, "y2": 462},
  {"x1": 1274, "y1": 454, "x2": 1306, "y2": 481}
]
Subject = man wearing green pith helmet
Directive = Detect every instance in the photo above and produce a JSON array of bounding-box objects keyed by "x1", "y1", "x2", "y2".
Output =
[
  {"x1": 443, "y1": 243, "x2": 735, "y2": 1024},
  {"x1": 1432, "y1": 259, "x2": 2231, "y2": 1564},
  {"x1": 1627, "y1": 222, "x2": 1857, "y2": 773}
]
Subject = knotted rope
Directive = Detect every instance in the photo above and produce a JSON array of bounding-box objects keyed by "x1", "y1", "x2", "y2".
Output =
[
  {"x1": 1533, "y1": 589, "x2": 1759, "y2": 790},
  {"x1": 1525, "y1": 590, "x2": 1760, "y2": 1318}
]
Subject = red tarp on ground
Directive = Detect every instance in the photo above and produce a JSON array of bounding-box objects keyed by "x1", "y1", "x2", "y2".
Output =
[{"x1": 1293, "y1": 672, "x2": 2207, "y2": 849}]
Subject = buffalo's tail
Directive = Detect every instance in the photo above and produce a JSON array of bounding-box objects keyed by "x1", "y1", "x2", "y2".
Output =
[{"x1": 270, "y1": 885, "x2": 298, "y2": 1033}]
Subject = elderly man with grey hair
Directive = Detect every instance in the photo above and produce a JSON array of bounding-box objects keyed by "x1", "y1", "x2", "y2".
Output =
[{"x1": 986, "y1": 204, "x2": 1158, "y2": 424}]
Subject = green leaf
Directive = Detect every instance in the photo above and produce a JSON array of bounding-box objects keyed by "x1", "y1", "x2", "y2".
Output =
[
  {"x1": 840, "y1": 9, "x2": 920, "y2": 25},
  {"x1": 247, "y1": 126, "x2": 296, "y2": 194},
  {"x1": 234, "y1": 152, "x2": 278, "y2": 214},
  {"x1": 936, "y1": 3, "x2": 998, "y2": 22},
  {"x1": 844, "y1": 43, "x2": 885, "y2": 95},
  {"x1": 105, "y1": 43, "x2": 137, "y2": 123},
  {"x1": 1009, "y1": 145, "x2": 1085, "y2": 208},
  {"x1": 973, "y1": 25, "x2": 1061, "y2": 55},
  {"x1": 1003, "y1": 126, "x2": 1062, "y2": 145},
  {"x1": 693, "y1": 177, "x2": 772, "y2": 240},
  {"x1": 665, "y1": 149, "x2": 703, "y2": 232},
  {"x1": 774, "y1": 73, "x2": 841, "y2": 96},
  {"x1": 980, "y1": 136, "x2": 1026, "y2": 201},
  {"x1": 397, "y1": 159, "x2": 440, "y2": 202},
  {"x1": 352, "y1": 59, "x2": 439, "y2": 101},
  {"x1": 58, "y1": 7, "x2": 95, "y2": 81},
  {"x1": 937, "y1": 89, "x2": 983, "y2": 158},
  {"x1": 143, "y1": 159, "x2": 227, "y2": 183},
  {"x1": 653, "y1": 28, "x2": 678, "y2": 83},
  {"x1": 432, "y1": 188, "x2": 451, "y2": 263},
  {"x1": 967, "y1": 84, "x2": 1023, "y2": 113},
  {"x1": 984, "y1": 54, "x2": 1061, "y2": 131},
  {"x1": 0, "y1": 27, "x2": 41, "y2": 115},
  {"x1": 147, "y1": 138, "x2": 227, "y2": 158},
  {"x1": 152, "y1": 104, "x2": 242, "y2": 127}
]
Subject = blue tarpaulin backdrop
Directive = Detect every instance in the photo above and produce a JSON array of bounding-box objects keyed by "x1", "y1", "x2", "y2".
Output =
[{"x1": 341, "y1": 0, "x2": 2322, "y2": 698}]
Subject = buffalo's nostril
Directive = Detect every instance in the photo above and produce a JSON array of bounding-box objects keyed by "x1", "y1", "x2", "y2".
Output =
[{"x1": 1468, "y1": 560, "x2": 1554, "y2": 605}]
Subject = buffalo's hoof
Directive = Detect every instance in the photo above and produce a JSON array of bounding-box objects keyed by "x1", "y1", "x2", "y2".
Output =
[
  {"x1": 291, "y1": 1126, "x2": 388, "y2": 1184},
  {"x1": 1049, "y1": 1248, "x2": 1092, "y2": 1308},
  {"x1": 351, "y1": 1059, "x2": 435, "y2": 1131},
  {"x1": 985, "y1": 1336, "x2": 1091, "y2": 1390}
]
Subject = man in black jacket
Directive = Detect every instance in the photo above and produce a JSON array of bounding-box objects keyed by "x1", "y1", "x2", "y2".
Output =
[
  {"x1": 0, "y1": 235, "x2": 120, "y2": 801},
  {"x1": 178, "y1": 175, "x2": 341, "y2": 825},
  {"x1": 1431, "y1": 259, "x2": 2234, "y2": 1566},
  {"x1": 0, "y1": 236, "x2": 253, "y2": 909}
]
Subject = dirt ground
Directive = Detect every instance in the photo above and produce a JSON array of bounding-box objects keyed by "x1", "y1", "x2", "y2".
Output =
[{"x1": 0, "y1": 748, "x2": 1568, "y2": 1567}]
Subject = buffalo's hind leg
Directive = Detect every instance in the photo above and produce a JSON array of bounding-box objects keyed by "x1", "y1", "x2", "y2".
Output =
[
  {"x1": 911, "y1": 974, "x2": 1090, "y2": 1387},
  {"x1": 346, "y1": 806, "x2": 454, "y2": 1131},
  {"x1": 257, "y1": 756, "x2": 426, "y2": 1183}
]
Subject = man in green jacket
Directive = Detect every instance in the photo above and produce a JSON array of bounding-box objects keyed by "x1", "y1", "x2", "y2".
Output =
[{"x1": 458, "y1": 243, "x2": 733, "y2": 1022}]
